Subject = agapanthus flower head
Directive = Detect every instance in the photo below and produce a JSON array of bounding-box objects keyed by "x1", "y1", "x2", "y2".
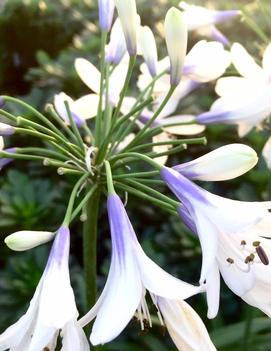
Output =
[
  {"x1": 165, "y1": 7, "x2": 188, "y2": 86},
  {"x1": 0, "y1": 226, "x2": 89, "y2": 350},
  {"x1": 161, "y1": 166, "x2": 271, "y2": 319},
  {"x1": 79, "y1": 194, "x2": 213, "y2": 350},
  {"x1": 98, "y1": 0, "x2": 115, "y2": 31}
]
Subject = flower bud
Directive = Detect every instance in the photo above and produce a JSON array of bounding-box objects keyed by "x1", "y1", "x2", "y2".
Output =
[
  {"x1": 138, "y1": 26, "x2": 158, "y2": 77},
  {"x1": 0, "y1": 122, "x2": 14, "y2": 135},
  {"x1": 98, "y1": 0, "x2": 115, "y2": 31},
  {"x1": 105, "y1": 18, "x2": 127, "y2": 65},
  {"x1": 173, "y1": 144, "x2": 258, "y2": 181},
  {"x1": 114, "y1": 0, "x2": 138, "y2": 56},
  {"x1": 5, "y1": 230, "x2": 55, "y2": 251},
  {"x1": 0, "y1": 147, "x2": 16, "y2": 170},
  {"x1": 165, "y1": 7, "x2": 187, "y2": 86}
]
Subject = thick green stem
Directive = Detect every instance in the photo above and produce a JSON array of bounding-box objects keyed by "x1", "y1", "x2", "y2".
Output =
[{"x1": 83, "y1": 187, "x2": 101, "y2": 314}]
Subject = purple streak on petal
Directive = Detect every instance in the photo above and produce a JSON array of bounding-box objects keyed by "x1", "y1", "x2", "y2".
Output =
[
  {"x1": 212, "y1": 10, "x2": 241, "y2": 24},
  {"x1": 46, "y1": 225, "x2": 70, "y2": 269},
  {"x1": 210, "y1": 26, "x2": 229, "y2": 46},
  {"x1": 196, "y1": 110, "x2": 232, "y2": 125},
  {"x1": 107, "y1": 194, "x2": 138, "y2": 267},
  {"x1": 177, "y1": 205, "x2": 197, "y2": 235},
  {"x1": 182, "y1": 64, "x2": 197, "y2": 76},
  {"x1": 160, "y1": 166, "x2": 208, "y2": 205},
  {"x1": 0, "y1": 147, "x2": 16, "y2": 170},
  {"x1": 98, "y1": 0, "x2": 115, "y2": 31}
]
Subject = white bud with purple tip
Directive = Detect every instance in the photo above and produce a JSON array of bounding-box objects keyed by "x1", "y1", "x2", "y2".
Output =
[
  {"x1": 114, "y1": 0, "x2": 138, "y2": 57},
  {"x1": 98, "y1": 0, "x2": 115, "y2": 31},
  {"x1": 138, "y1": 26, "x2": 158, "y2": 77},
  {"x1": 165, "y1": 7, "x2": 187, "y2": 86},
  {"x1": 5, "y1": 230, "x2": 55, "y2": 251},
  {"x1": 0, "y1": 122, "x2": 14, "y2": 135},
  {"x1": 105, "y1": 18, "x2": 127, "y2": 65}
]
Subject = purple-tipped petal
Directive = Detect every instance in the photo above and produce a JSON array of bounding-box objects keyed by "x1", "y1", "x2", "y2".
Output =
[{"x1": 0, "y1": 147, "x2": 16, "y2": 170}]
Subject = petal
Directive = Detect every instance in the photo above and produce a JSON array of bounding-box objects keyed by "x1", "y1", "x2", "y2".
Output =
[
  {"x1": 74, "y1": 94, "x2": 100, "y2": 119},
  {"x1": 173, "y1": 144, "x2": 258, "y2": 181},
  {"x1": 205, "y1": 263, "x2": 220, "y2": 319},
  {"x1": 162, "y1": 115, "x2": 205, "y2": 135},
  {"x1": 231, "y1": 43, "x2": 266, "y2": 80},
  {"x1": 108, "y1": 57, "x2": 129, "y2": 106},
  {"x1": 74, "y1": 58, "x2": 101, "y2": 94},
  {"x1": 215, "y1": 76, "x2": 257, "y2": 97},
  {"x1": 138, "y1": 26, "x2": 158, "y2": 77},
  {"x1": 105, "y1": 18, "x2": 127, "y2": 65},
  {"x1": 152, "y1": 132, "x2": 173, "y2": 166},
  {"x1": 61, "y1": 320, "x2": 89, "y2": 351},
  {"x1": 0, "y1": 136, "x2": 3, "y2": 150},
  {"x1": 157, "y1": 297, "x2": 217, "y2": 351}
]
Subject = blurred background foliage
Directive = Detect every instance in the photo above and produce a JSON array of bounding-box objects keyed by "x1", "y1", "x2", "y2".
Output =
[{"x1": 0, "y1": 0, "x2": 271, "y2": 350}]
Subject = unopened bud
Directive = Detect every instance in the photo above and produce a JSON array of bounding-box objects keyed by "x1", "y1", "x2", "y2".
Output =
[{"x1": 5, "y1": 230, "x2": 55, "y2": 251}]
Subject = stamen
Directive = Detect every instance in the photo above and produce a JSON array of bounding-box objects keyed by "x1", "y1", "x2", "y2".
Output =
[
  {"x1": 240, "y1": 240, "x2": 246, "y2": 246},
  {"x1": 253, "y1": 241, "x2": 261, "y2": 247},
  {"x1": 256, "y1": 246, "x2": 269, "y2": 265},
  {"x1": 245, "y1": 253, "x2": 255, "y2": 264}
]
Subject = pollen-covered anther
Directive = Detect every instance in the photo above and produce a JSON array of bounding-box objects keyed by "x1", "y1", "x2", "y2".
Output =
[
  {"x1": 253, "y1": 241, "x2": 261, "y2": 247},
  {"x1": 240, "y1": 240, "x2": 246, "y2": 246},
  {"x1": 245, "y1": 253, "x2": 255, "y2": 264},
  {"x1": 256, "y1": 245, "x2": 269, "y2": 265}
]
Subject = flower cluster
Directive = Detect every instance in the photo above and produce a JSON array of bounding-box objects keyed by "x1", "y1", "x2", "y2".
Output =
[{"x1": 0, "y1": 1, "x2": 269, "y2": 350}]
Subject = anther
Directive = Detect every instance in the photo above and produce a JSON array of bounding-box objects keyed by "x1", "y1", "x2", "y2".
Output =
[
  {"x1": 226, "y1": 258, "x2": 234, "y2": 264},
  {"x1": 241, "y1": 240, "x2": 246, "y2": 246},
  {"x1": 256, "y1": 246, "x2": 269, "y2": 265},
  {"x1": 43, "y1": 348, "x2": 50, "y2": 351},
  {"x1": 245, "y1": 254, "x2": 255, "y2": 264},
  {"x1": 253, "y1": 241, "x2": 260, "y2": 247}
]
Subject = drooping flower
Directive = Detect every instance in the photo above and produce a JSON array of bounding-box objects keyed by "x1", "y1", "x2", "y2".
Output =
[
  {"x1": 161, "y1": 166, "x2": 271, "y2": 318},
  {"x1": 0, "y1": 226, "x2": 89, "y2": 350},
  {"x1": 173, "y1": 143, "x2": 258, "y2": 181},
  {"x1": 79, "y1": 194, "x2": 213, "y2": 350},
  {"x1": 179, "y1": 1, "x2": 240, "y2": 45},
  {"x1": 197, "y1": 43, "x2": 271, "y2": 137},
  {"x1": 165, "y1": 7, "x2": 188, "y2": 86}
]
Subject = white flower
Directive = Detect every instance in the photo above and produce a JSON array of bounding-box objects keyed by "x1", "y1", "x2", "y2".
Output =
[
  {"x1": 79, "y1": 194, "x2": 208, "y2": 349},
  {"x1": 179, "y1": 1, "x2": 240, "y2": 45},
  {"x1": 173, "y1": 144, "x2": 258, "y2": 181},
  {"x1": 0, "y1": 226, "x2": 89, "y2": 351},
  {"x1": 161, "y1": 167, "x2": 271, "y2": 318},
  {"x1": 5, "y1": 230, "x2": 55, "y2": 251},
  {"x1": 165, "y1": 7, "x2": 188, "y2": 86}
]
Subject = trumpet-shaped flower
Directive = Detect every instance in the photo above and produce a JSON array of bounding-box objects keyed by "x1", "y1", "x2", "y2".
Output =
[
  {"x1": 179, "y1": 2, "x2": 240, "y2": 45},
  {"x1": 198, "y1": 43, "x2": 271, "y2": 137},
  {"x1": 5, "y1": 230, "x2": 55, "y2": 251},
  {"x1": 161, "y1": 167, "x2": 271, "y2": 318},
  {"x1": 174, "y1": 144, "x2": 258, "y2": 181},
  {"x1": 98, "y1": 0, "x2": 115, "y2": 31},
  {"x1": 79, "y1": 194, "x2": 210, "y2": 349},
  {"x1": 114, "y1": 0, "x2": 138, "y2": 56},
  {"x1": 0, "y1": 226, "x2": 89, "y2": 350},
  {"x1": 165, "y1": 7, "x2": 187, "y2": 86}
]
